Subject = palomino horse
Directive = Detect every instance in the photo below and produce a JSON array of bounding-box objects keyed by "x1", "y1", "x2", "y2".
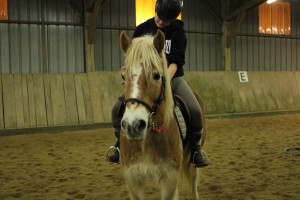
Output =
[{"x1": 119, "y1": 30, "x2": 206, "y2": 200}]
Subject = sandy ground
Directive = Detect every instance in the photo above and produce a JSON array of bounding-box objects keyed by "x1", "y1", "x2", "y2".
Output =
[{"x1": 0, "y1": 114, "x2": 300, "y2": 200}]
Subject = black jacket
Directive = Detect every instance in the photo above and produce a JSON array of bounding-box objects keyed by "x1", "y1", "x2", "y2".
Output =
[{"x1": 133, "y1": 18, "x2": 187, "y2": 78}]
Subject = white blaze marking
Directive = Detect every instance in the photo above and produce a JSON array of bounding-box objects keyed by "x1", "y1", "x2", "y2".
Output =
[
  {"x1": 131, "y1": 67, "x2": 142, "y2": 98},
  {"x1": 127, "y1": 66, "x2": 148, "y2": 119},
  {"x1": 122, "y1": 66, "x2": 148, "y2": 139}
]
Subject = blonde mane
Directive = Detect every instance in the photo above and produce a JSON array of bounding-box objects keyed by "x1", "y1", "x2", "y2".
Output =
[{"x1": 123, "y1": 35, "x2": 174, "y2": 122}]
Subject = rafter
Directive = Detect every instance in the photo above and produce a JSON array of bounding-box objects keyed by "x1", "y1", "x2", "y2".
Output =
[
  {"x1": 85, "y1": 0, "x2": 97, "y2": 11},
  {"x1": 226, "y1": 12, "x2": 246, "y2": 48},
  {"x1": 224, "y1": 0, "x2": 266, "y2": 21},
  {"x1": 86, "y1": 0, "x2": 111, "y2": 43},
  {"x1": 67, "y1": 0, "x2": 83, "y2": 21},
  {"x1": 201, "y1": 0, "x2": 222, "y2": 25}
]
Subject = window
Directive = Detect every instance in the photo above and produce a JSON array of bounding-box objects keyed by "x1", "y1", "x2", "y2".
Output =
[
  {"x1": 259, "y1": 2, "x2": 291, "y2": 35},
  {"x1": 135, "y1": 0, "x2": 181, "y2": 26},
  {"x1": 0, "y1": 0, "x2": 8, "y2": 20}
]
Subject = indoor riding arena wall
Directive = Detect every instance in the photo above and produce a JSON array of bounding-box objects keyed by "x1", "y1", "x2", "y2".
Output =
[{"x1": 1, "y1": 71, "x2": 300, "y2": 130}]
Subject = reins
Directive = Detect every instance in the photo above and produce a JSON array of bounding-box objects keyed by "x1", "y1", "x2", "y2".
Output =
[{"x1": 123, "y1": 75, "x2": 166, "y2": 133}]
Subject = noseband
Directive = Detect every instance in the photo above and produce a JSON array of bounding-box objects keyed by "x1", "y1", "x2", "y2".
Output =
[{"x1": 123, "y1": 75, "x2": 166, "y2": 131}]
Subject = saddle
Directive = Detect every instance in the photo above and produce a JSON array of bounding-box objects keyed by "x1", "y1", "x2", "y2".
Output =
[{"x1": 173, "y1": 95, "x2": 192, "y2": 148}]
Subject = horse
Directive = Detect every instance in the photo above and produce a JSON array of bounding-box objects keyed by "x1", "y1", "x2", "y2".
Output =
[{"x1": 119, "y1": 30, "x2": 206, "y2": 200}]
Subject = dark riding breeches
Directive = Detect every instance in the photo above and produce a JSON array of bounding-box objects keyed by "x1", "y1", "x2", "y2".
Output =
[{"x1": 171, "y1": 77, "x2": 203, "y2": 141}]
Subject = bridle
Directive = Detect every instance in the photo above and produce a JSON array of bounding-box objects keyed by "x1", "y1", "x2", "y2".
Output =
[{"x1": 123, "y1": 75, "x2": 166, "y2": 132}]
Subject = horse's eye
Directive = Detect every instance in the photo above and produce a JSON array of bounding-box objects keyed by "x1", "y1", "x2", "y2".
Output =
[
  {"x1": 121, "y1": 75, "x2": 125, "y2": 80},
  {"x1": 153, "y1": 73, "x2": 160, "y2": 80}
]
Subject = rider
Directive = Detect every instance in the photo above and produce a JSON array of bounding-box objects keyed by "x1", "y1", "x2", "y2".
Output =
[{"x1": 106, "y1": 0, "x2": 209, "y2": 168}]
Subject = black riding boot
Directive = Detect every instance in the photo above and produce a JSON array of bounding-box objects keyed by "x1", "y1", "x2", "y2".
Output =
[
  {"x1": 190, "y1": 132, "x2": 209, "y2": 168},
  {"x1": 106, "y1": 131, "x2": 120, "y2": 164}
]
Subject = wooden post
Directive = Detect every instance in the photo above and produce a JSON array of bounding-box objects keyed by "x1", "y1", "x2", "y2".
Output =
[
  {"x1": 222, "y1": 21, "x2": 231, "y2": 71},
  {"x1": 84, "y1": 12, "x2": 95, "y2": 72},
  {"x1": 68, "y1": 0, "x2": 110, "y2": 72},
  {"x1": 41, "y1": 0, "x2": 47, "y2": 73},
  {"x1": 83, "y1": 0, "x2": 110, "y2": 72},
  {"x1": 221, "y1": 0, "x2": 231, "y2": 71}
]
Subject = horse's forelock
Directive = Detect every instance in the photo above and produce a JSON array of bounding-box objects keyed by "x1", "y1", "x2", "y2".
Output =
[{"x1": 124, "y1": 35, "x2": 164, "y2": 83}]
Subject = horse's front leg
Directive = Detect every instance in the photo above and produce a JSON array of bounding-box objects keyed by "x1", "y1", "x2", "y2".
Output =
[
  {"x1": 125, "y1": 169, "x2": 145, "y2": 200},
  {"x1": 189, "y1": 165, "x2": 199, "y2": 200},
  {"x1": 159, "y1": 169, "x2": 179, "y2": 200}
]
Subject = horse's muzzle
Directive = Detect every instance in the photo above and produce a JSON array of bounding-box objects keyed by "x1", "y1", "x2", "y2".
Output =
[{"x1": 121, "y1": 118, "x2": 147, "y2": 141}]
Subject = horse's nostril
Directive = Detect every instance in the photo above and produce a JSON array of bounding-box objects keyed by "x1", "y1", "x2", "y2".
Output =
[{"x1": 136, "y1": 120, "x2": 146, "y2": 132}]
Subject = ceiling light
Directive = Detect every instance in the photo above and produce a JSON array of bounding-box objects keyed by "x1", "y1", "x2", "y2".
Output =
[{"x1": 267, "y1": 0, "x2": 277, "y2": 4}]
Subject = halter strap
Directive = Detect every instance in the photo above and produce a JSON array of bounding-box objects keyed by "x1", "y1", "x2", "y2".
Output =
[
  {"x1": 123, "y1": 75, "x2": 166, "y2": 115},
  {"x1": 123, "y1": 98, "x2": 152, "y2": 112},
  {"x1": 123, "y1": 74, "x2": 166, "y2": 131}
]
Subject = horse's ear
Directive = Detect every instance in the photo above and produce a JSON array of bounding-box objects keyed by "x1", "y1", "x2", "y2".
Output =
[
  {"x1": 153, "y1": 29, "x2": 165, "y2": 55},
  {"x1": 120, "y1": 31, "x2": 132, "y2": 54}
]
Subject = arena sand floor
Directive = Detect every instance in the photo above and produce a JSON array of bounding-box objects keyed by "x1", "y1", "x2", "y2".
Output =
[{"x1": 0, "y1": 114, "x2": 300, "y2": 200}]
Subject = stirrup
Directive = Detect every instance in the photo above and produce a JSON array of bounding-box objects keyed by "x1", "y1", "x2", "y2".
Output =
[
  {"x1": 191, "y1": 149, "x2": 209, "y2": 168},
  {"x1": 201, "y1": 149, "x2": 209, "y2": 159},
  {"x1": 105, "y1": 146, "x2": 120, "y2": 164}
]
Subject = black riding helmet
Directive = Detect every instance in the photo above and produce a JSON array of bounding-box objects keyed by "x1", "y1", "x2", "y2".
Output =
[{"x1": 155, "y1": 0, "x2": 183, "y2": 23}]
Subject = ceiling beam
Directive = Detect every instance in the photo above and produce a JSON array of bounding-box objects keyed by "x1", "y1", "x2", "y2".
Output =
[
  {"x1": 226, "y1": 12, "x2": 246, "y2": 48},
  {"x1": 85, "y1": 0, "x2": 97, "y2": 12},
  {"x1": 201, "y1": 0, "x2": 222, "y2": 25},
  {"x1": 67, "y1": 0, "x2": 83, "y2": 21},
  {"x1": 86, "y1": 0, "x2": 111, "y2": 43},
  {"x1": 224, "y1": 0, "x2": 266, "y2": 21}
]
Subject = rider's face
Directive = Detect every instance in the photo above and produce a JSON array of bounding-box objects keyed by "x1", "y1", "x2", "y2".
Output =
[{"x1": 154, "y1": 13, "x2": 170, "y2": 28}]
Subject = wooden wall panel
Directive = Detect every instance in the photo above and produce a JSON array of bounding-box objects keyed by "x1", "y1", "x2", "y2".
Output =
[
  {"x1": 13, "y1": 74, "x2": 25, "y2": 128},
  {"x1": 0, "y1": 73, "x2": 99, "y2": 130},
  {"x1": 88, "y1": 72, "x2": 104, "y2": 123},
  {"x1": 0, "y1": 76, "x2": 4, "y2": 129},
  {"x1": 297, "y1": 40, "x2": 300, "y2": 70},
  {"x1": 99, "y1": 72, "x2": 118, "y2": 123},
  {"x1": 27, "y1": 74, "x2": 37, "y2": 127},
  {"x1": 44, "y1": 74, "x2": 54, "y2": 126},
  {"x1": 1, "y1": 71, "x2": 300, "y2": 130},
  {"x1": 2, "y1": 74, "x2": 17, "y2": 129},
  {"x1": 74, "y1": 73, "x2": 93, "y2": 125},
  {"x1": 63, "y1": 74, "x2": 79, "y2": 125},
  {"x1": 33, "y1": 74, "x2": 47, "y2": 127},
  {"x1": 81, "y1": 75, "x2": 93, "y2": 124},
  {"x1": 74, "y1": 74, "x2": 88, "y2": 124},
  {"x1": 50, "y1": 74, "x2": 67, "y2": 126},
  {"x1": 21, "y1": 75, "x2": 30, "y2": 127}
]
